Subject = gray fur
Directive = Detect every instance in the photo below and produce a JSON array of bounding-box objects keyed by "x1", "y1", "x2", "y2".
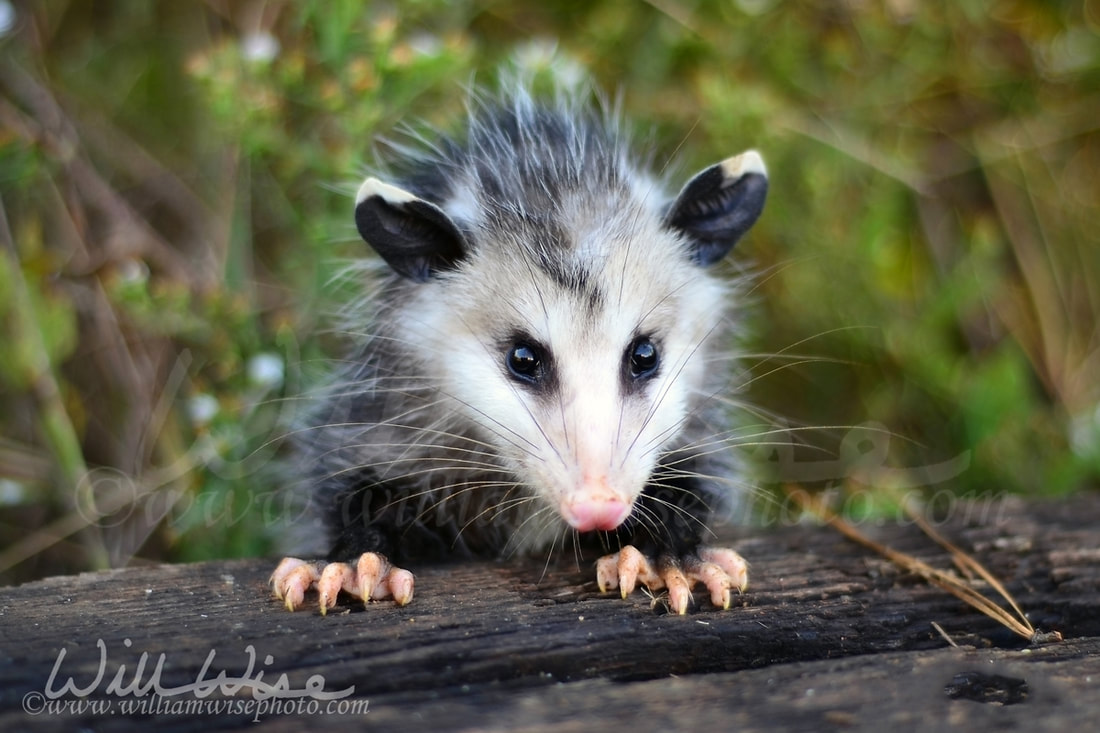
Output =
[{"x1": 293, "y1": 82, "x2": 766, "y2": 565}]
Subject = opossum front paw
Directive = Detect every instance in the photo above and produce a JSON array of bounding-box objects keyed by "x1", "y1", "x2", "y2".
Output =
[
  {"x1": 269, "y1": 553, "x2": 415, "y2": 614},
  {"x1": 595, "y1": 545, "x2": 748, "y2": 615}
]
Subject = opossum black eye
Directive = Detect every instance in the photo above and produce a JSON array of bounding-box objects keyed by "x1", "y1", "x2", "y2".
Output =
[
  {"x1": 507, "y1": 343, "x2": 544, "y2": 384},
  {"x1": 627, "y1": 337, "x2": 659, "y2": 380}
]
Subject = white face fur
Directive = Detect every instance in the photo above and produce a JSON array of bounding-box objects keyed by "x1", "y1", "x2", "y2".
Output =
[
  {"x1": 391, "y1": 186, "x2": 729, "y2": 543},
  {"x1": 353, "y1": 96, "x2": 767, "y2": 548}
]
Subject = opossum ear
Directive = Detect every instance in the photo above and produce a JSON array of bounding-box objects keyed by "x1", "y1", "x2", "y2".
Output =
[
  {"x1": 665, "y1": 150, "x2": 768, "y2": 266},
  {"x1": 355, "y1": 178, "x2": 468, "y2": 282}
]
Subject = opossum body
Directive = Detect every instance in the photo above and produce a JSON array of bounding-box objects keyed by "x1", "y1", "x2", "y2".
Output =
[{"x1": 271, "y1": 86, "x2": 767, "y2": 615}]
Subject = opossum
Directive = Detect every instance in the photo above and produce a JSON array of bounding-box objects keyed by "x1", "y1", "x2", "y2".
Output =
[{"x1": 271, "y1": 84, "x2": 767, "y2": 615}]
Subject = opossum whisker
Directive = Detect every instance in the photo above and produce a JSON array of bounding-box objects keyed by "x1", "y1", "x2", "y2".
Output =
[
  {"x1": 652, "y1": 420, "x2": 811, "y2": 455},
  {"x1": 450, "y1": 490, "x2": 532, "y2": 541},
  {"x1": 286, "y1": 79, "x2": 770, "y2": 583},
  {"x1": 295, "y1": 391, "x2": 457, "y2": 429},
  {"x1": 643, "y1": 476, "x2": 720, "y2": 518},
  {"x1": 305, "y1": 435, "x2": 506, "y2": 482},
  {"x1": 318, "y1": 457, "x2": 509, "y2": 488},
  {"x1": 304, "y1": 429, "x2": 503, "y2": 473},
  {"x1": 535, "y1": 529, "x2": 564, "y2": 585},
  {"x1": 626, "y1": 500, "x2": 685, "y2": 549},
  {"x1": 640, "y1": 361, "x2": 794, "y2": 455},
  {"x1": 625, "y1": 319, "x2": 722, "y2": 463},
  {"x1": 391, "y1": 479, "x2": 528, "y2": 542},
  {"x1": 518, "y1": 248, "x2": 575, "y2": 460},
  {"x1": 407, "y1": 481, "x2": 526, "y2": 524},
  {"x1": 439, "y1": 392, "x2": 547, "y2": 459},
  {"x1": 457, "y1": 303, "x2": 574, "y2": 477},
  {"x1": 498, "y1": 500, "x2": 562, "y2": 558},
  {"x1": 305, "y1": 428, "x2": 504, "y2": 467}
]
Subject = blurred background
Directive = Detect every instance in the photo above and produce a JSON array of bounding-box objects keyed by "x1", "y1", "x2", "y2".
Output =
[{"x1": 0, "y1": 0, "x2": 1096, "y2": 585}]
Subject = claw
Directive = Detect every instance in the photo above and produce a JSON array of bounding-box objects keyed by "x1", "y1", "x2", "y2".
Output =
[
  {"x1": 660, "y1": 563, "x2": 692, "y2": 615},
  {"x1": 594, "y1": 544, "x2": 749, "y2": 613},
  {"x1": 686, "y1": 556, "x2": 731, "y2": 610},
  {"x1": 270, "y1": 558, "x2": 321, "y2": 612},
  {"x1": 354, "y1": 553, "x2": 416, "y2": 606},
  {"x1": 269, "y1": 553, "x2": 416, "y2": 613},
  {"x1": 617, "y1": 546, "x2": 642, "y2": 598},
  {"x1": 596, "y1": 554, "x2": 619, "y2": 594},
  {"x1": 699, "y1": 545, "x2": 749, "y2": 593},
  {"x1": 355, "y1": 552, "x2": 387, "y2": 603},
  {"x1": 596, "y1": 546, "x2": 659, "y2": 599},
  {"x1": 317, "y1": 562, "x2": 356, "y2": 616},
  {"x1": 388, "y1": 569, "x2": 415, "y2": 606}
]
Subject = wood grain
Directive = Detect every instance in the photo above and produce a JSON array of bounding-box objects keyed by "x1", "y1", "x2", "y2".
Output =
[{"x1": 2, "y1": 495, "x2": 1098, "y2": 731}]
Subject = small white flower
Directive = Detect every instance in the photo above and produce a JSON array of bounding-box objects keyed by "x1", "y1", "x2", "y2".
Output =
[
  {"x1": 116, "y1": 258, "x2": 149, "y2": 284},
  {"x1": 188, "y1": 394, "x2": 220, "y2": 426},
  {"x1": 0, "y1": 479, "x2": 27, "y2": 505},
  {"x1": 1070, "y1": 404, "x2": 1100, "y2": 458},
  {"x1": 247, "y1": 353, "x2": 284, "y2": 388},
  {"x1": 0, "y1": 1, "x2": 16, "y2": 38},
  {"x1": 241, "y1": 31, "x2": 280, "y2": 63},
  {"x1": 408, "y1": 32, "x2": 442, "y2": 57}
]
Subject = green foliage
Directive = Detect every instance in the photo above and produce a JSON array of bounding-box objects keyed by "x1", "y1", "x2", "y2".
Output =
[{"x1": 0, "y1": 0, "x2": 1096, "y2": 582}]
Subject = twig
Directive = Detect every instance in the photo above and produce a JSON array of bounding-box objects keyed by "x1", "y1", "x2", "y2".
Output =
[{"x1": 787, "y1": 487, "x2": 1061, "y2": 645}]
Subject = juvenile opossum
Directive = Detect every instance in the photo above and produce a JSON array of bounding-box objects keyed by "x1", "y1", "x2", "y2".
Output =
[{"x1": 271, "y1": 83, "x2": 767, "y2": 615}]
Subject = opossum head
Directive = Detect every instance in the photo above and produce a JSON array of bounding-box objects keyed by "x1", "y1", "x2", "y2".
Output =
[{"x1": 353, "y1": 120, "x2": 766, "y2": 542}]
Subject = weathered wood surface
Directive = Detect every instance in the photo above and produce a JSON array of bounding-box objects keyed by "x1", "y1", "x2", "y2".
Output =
[{"x1": 2, "y1": 495, "x2": 1099, "y2": 732}]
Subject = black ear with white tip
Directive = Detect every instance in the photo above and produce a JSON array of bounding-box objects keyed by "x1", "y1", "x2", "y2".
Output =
[
  {"x1": 665, "y1": 150, "x2": 768, "y2": 266},
  {"x1": 354, "y1": 178, "x2": 468, "y2": 282}
]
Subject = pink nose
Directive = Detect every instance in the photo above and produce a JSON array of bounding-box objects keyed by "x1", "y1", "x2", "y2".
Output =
[{"x1": 561, "y1": 495, "x2": 631, "y2": 532}]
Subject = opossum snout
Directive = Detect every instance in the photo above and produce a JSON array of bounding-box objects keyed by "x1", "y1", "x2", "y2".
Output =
[{"x1": 560, "y1": 478, "x2": 632, "y2": 532}]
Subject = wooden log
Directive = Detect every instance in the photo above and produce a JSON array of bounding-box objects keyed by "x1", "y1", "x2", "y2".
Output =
[{"x1": 1, "y1": 495, "x2": 1098, "y2": 730}]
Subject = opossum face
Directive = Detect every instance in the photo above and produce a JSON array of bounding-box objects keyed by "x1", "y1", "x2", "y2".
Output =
[
  {"x1": 448, "y1": 226, "x2": 722, "y2": 535},
  {"x1": 355, "y1": 150, "x2": 766, "y2": 538}
]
